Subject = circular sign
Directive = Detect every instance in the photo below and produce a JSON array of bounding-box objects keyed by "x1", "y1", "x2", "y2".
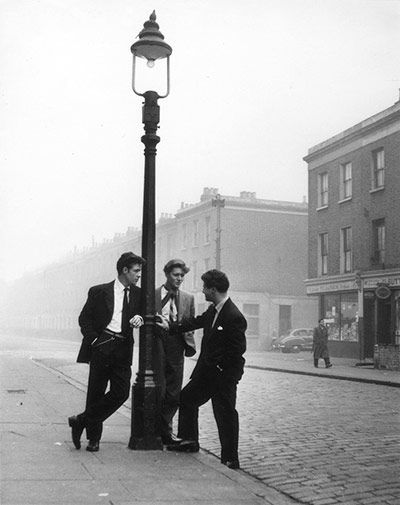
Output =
[{"x1": 375, "y1": 284, "x2": 391, "y2": 300}]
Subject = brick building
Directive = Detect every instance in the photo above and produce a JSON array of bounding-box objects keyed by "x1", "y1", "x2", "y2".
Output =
[
  {"x1": 304, "y1": 99, "x2": 400, "y2": 360},
  {"x1": 3, "y1": 188, "x2": 317, "y2": 350}
]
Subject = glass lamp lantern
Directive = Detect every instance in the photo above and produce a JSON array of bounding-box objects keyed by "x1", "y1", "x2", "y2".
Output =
[{"x1": 131, "y1": 11, "x2": 172, "y2": 98}]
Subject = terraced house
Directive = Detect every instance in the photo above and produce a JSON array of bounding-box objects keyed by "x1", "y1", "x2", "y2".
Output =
[{"x1": 304, "y1": 97, "x2": 400, "y2": 365}]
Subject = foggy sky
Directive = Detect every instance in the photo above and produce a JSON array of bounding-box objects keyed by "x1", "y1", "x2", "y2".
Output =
[{"x1": 1, "y1": 0, "x2": 400, "y2": 282}]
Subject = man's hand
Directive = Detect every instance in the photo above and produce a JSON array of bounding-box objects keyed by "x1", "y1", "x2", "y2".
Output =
[
  {"x1": 130, "y1": 315, "x2": 144, "y2": 328},
  {"x1": 155, "y1": 313, "x2": 169, "y2": 330}
]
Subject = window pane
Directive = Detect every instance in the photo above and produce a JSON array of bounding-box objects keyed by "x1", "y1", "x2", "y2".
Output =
[{"x1": 340, "y1": 293, "x2": 358, "y2": 342}]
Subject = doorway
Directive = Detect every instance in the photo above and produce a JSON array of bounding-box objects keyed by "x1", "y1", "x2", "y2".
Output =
[
  {"x1": 376, "y1": 297, "x2": 392, "y2": 345},
  {"x1": 279, "y1": 305, "x2": 292, "y2": 337}
]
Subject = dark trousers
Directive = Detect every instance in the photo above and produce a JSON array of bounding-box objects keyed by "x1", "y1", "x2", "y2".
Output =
[
  {"x1": 80, "y1": 344, "x2": 131, "y2": 441},
  {"x1": 177, "y1": 371, "x2": 240, "y2": 463},
  {"x1": 155, "y1": 333, "x2": 185, "y2": 437}
]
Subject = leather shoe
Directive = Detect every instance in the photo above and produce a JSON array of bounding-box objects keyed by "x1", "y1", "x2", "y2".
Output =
[
  {"x1": 68, "y1": 416, "x2": 84, "y2": 450},
  {"x1": 161, "y1": 433, "x2": 182, "y2": 445},
  {"x1": 326, "y1": 363, "x2": 333, "y2": 368},
  {"x1": 223, "y1": 460, "x2": 240, "y2": 469},
  {"x1": 86, "y1": 440, "x2": 99, "y2": 452},
  {"x1": 166, "y1": 440, "x2": 199, "y2": 452}
]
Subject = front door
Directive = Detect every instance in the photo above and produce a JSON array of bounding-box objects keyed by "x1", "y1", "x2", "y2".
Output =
[
  {"x1": 376, "y1": 297, "x2": 392, "y2": 344},
  {"x1": 363, "y1": 296, "x2": 375, "y2": 359}
]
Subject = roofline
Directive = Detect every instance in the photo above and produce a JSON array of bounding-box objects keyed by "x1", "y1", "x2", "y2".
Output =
[{"x1": 303, "y1": 100, "x2": 400, "y2": 163}]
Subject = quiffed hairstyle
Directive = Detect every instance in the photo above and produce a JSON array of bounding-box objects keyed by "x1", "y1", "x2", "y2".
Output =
[
  {"x1": 116, "y1": 252, "x2": 146, "y2": 275},
  {"x1": 201, "y1": 269, "x2": 230, "y2": 293},
  {"x1": 163, "y1": 258, "x2": 190, "y2": 275}
]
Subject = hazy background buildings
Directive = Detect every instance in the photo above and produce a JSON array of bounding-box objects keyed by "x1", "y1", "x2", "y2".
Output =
[{"x1": 1, "y1": 0, "x2": 399, "y2": 282}]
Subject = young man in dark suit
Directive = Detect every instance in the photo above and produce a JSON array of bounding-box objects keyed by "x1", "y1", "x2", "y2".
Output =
[
  {"x1": 154, "y1": 259, "x2": 196, "y2": 445},
  {"x1": 68, "y1": 252, "x2": 145, "y2": 452},
  {"x1": 163, "y1": 269, "x2": 247, "y2": 470}
]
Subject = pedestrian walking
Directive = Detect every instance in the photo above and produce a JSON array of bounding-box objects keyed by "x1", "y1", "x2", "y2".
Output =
[
  {"x1": 154, "y1": 259, "x2": 196, "y2": 446},
  {"x1": 162, "y1": 269, "x2": 247, "y2": 470},
  {"x1": 68, "y1": 252, "x2": 145, "y2": 452},
  {"x1": 312, "y1": 318, "x2": 332, "y2": 368}
]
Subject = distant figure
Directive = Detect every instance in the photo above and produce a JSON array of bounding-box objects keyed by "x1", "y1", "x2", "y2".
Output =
[
  {"x1": 154, "y1": 259, "x2": 196, "y2": 446},
  {"x1": 313, "y1": 318, "x2": 332, "y2": 368},
  {"x1": 68, "y1": 252, "x2": 145, "y2": 452},
  {"x1": 163, "y1": 269, "x2": 247, "y2": 470}
]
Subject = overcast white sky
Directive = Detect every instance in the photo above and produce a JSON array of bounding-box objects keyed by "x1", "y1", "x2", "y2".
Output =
[{"x1": 1, "y1": 0, "x2": 399, "y2": 282}]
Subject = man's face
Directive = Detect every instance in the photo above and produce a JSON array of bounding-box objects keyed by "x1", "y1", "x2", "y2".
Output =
[
  {"x1": 165, "y1": 267, "x2": 185, "y2": 290},
  {"x1": 123, "y1": 264, "x2": 142, "y2": 285},
  {"x1": 202, "y1": 283, "x2": 215, "y2": 303}
]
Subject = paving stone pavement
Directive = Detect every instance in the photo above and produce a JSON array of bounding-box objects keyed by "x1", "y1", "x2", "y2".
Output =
[{"x1": 17, "y1": 334, "x2": 400, "y2": 505}]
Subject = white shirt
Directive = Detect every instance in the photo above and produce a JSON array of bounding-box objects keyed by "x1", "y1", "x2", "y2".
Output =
[
  {"x1": 161, "y1": 285, "x2": 178, "y2": 322},
  {"x1": 212, "y1": 295, "x2": 229, "y2": 327},
  {"x1": 107, "y1": 278, "x2": 129, "y2": 333}
]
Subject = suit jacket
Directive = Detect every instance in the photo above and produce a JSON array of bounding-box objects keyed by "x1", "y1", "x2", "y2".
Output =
[
  {"x1": 313, "y1": 325, "x2": 328, "y2": 345},
  {"x1": 177, "y1": 298, "x2": 247, "y2": 381},
  {"x1": 155, "y1": 286, "x2": 196, "y2": 357},
  {"x1": 77, "y1": 281, "x2": 141, "y2": 364}
]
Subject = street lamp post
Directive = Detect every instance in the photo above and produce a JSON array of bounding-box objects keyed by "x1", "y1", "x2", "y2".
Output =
[
  {"x1": 212, "y1": 194, "x2": 225, "y2": 269},
  {"x1": 128, "y1": 11, "x2": 172, "y2": 450}
]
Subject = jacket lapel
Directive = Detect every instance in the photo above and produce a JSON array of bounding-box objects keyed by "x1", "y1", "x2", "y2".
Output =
[{"x1": 104, "y1": 281, "x2": 114, "y2": 318}]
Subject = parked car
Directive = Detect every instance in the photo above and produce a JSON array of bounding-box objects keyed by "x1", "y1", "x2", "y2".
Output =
[{"x1": 278, "y1": 328, "x2": 314, "y2": 353}]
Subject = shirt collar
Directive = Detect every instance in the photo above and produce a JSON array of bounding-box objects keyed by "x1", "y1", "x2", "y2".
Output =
[
  {"x1": 214, "y1": 295, "x2": 229, "y2": 314},
  {"x1": 116, "y1": 278, "x2": 128, "y2": 292}
]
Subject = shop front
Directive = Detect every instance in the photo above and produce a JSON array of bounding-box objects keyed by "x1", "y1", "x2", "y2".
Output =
[
  {"x1": 305, "y1": 276, "x2": 360, "y2": 358},
  {"x1": 306, "y1": 270, "x2": 400, "y2": 361}
]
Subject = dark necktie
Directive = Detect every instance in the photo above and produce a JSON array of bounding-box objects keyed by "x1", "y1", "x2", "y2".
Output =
[{"x1": 121, "y1": 287, "x2": 130, "y2": 335}]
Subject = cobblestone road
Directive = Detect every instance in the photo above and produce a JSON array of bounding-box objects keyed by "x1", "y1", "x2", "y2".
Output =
[
  {"x1": 189, "y1": 364, "x2": 400, "y2": 505},
  {"x1": 8, "y1": 333, "x2": 399, "y2": 505}
]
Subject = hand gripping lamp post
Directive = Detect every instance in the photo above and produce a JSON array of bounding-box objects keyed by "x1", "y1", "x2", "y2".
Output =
[{"x1": 128, "y1": 11, "x2": 172, "y2": 450}]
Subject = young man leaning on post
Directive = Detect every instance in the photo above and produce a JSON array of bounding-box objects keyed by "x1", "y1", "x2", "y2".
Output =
[{"x1": 68, "y1": 252, "x2": 145, "y2": 452}]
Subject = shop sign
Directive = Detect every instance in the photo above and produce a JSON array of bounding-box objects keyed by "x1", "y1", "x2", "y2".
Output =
[
  {"x1": 375, "y1": 283, "x2": 391, "y2": 300},
  {"x1": 364, "y1": 277, "x2": 400, "y2": 289},
  {"x1": 306, "y1": 280, "x2": 356, "y2": 294}
]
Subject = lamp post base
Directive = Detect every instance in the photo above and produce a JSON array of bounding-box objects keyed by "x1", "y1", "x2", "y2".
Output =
[{"x1": 128, "y1": 372, "x2": 163, "y2": 450}]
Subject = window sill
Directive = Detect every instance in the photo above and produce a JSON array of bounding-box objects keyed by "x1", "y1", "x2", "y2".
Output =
[
  {"x1": 338, "y1": 197, "x2": 352, "y2": 204},
  {"x1": 316, "y1": 205, "x2": 328, "y2": 211},
  {"x1": 370, "y1": 186, "x2": 384, "y2": 194}
]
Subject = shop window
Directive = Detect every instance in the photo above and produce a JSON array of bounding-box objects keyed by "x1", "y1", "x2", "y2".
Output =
[
  {"x1": 322, "y1": 293, "x2": 358, "y2": 342},
  {"x1": 243, "y1": 303, "x2": 259, "y2": 335}
]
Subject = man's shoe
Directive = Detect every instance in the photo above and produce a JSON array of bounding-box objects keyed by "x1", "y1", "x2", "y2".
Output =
[
  {"x1": 161, "y1": 433, "x2": 182, "y2": 445},
  {"x1": 166, "y1": 440, "x2": 199, "y2": 452},
  {"x1": 68, "y1": 416, "x2": 84, "y2": 450},
  {"x1": 223, "y1": 460, "x2": 240, "y2": 470},
  {"x1": 326, "y1": 363, "x2": 333, "y2": 368},
  {"x1": 86, "y1": 440, "x2": 99, "y2": 452}
]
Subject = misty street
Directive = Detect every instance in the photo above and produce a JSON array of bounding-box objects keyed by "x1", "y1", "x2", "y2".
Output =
[{"x1": 3, "y1": 331, "x2": 399, "y2": 505}]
